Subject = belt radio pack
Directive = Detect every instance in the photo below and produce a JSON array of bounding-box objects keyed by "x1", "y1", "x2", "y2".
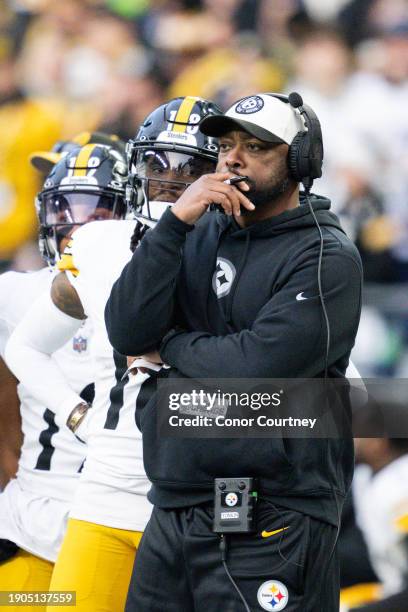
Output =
[{"x1": 213, "y1": 477, "x2": 258, "y2": 534}]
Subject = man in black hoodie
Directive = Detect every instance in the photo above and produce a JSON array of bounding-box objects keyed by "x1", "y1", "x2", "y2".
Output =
[{"x1": 106, "y1": 93, "x2": 363, "y2": 611}]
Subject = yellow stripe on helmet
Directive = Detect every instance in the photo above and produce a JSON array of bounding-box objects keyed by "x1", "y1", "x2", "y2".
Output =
[
  {"x1": 172, "y1": 96, "x2": 200, "y2": 133},
  {"x1": 73, "y1": 143, "x2": 97, "y2": 176}
]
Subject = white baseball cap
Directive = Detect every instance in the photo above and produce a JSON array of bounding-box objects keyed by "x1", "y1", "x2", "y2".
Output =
[{"x1": 200, "y1": 93, "x2": 305, "y2": 145}]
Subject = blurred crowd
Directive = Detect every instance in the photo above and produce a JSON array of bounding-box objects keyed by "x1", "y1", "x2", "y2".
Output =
[{"x1": 0, "y1": 0, "x2": 408, "y2": 375}]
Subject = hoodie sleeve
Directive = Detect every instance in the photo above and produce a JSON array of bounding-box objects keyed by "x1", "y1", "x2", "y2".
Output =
[
  {"x1": 160, "y1": 247, "x2": 362, "y2": 378},
  {"x1": 105, "y1": 208, "x2": 194, "y2": 356}
]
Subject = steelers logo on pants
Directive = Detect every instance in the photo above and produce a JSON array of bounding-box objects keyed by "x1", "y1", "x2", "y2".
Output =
[{"x1": 257, "y1": 580, "x2": 289, "y2": 611}]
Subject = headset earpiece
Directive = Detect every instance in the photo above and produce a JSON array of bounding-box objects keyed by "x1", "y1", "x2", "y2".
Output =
[
  {"x1": 288, "y1": 132, "x2": 307, "y2": 182},
  {"x1": 293, "y1": 103, "x2": 323, "y2": 182},
  {"x1": 266, "y1": 93, "x2": 324, "y2": 191}
]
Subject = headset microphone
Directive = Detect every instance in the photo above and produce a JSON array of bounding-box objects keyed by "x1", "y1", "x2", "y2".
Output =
[{"x1": 288, "y1": 92, "x2": 303, "y2": 109}]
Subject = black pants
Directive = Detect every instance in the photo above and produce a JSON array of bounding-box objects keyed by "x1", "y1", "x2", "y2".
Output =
[{"x1": 126, "y1": 501, "x2": 339, "y2": 612}]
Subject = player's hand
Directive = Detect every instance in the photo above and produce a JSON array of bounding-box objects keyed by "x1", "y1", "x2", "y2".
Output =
[{"x1": 171, "y1": 173, "x2": 254, "y2": 225}]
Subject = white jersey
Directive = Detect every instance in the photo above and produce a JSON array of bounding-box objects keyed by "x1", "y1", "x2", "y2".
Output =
[
  {"x1": 353, "y1": 456, "x2": 408, "y2": 597},
  {"x1": 58, "y1": 220, "x2": 152, "y2": 531},
  {"x1": 0, "y1": 267, "x2": 94, "y2": 561}
]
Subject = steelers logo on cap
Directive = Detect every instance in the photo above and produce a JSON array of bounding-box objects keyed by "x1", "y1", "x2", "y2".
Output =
[{"x1": 235, "y1": 95, "x2": 264, "y2": 114}]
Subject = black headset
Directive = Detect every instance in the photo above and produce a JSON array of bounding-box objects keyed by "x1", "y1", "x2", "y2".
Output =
[{"x1": 266, "y1": 92, "x2": 324, "y2": 192}]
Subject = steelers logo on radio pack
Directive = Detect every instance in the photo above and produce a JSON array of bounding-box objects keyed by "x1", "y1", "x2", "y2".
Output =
[{"x1": 225, "y1": 492, "x2": 238, "y2": 507}]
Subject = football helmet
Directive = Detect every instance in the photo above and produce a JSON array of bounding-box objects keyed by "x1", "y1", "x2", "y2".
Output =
[
  {"x1": 30, "y1": 131, "x2": 126, "y2": 175},
  {"x1": 126, "y1": 96, "x2": 221, "y2": 224},
  {"x1": 36, "y1": 143, "x2": 128, "y2": 265}
]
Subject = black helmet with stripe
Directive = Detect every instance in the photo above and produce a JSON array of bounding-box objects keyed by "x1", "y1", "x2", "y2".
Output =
[
  {"x1": 30, "y1": 131, "x2": 125, "y2": 175},
  {"x1": 37, "y1": 142, "x2": 128, "y2": 265},
  {"x1": 126, "y1": 96, "x2": 222, "y2": 224}
]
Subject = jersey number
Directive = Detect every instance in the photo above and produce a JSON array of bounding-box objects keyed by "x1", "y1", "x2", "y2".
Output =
[{"x1": 167, "y1": 110, "x2": 200, "y2": 134}]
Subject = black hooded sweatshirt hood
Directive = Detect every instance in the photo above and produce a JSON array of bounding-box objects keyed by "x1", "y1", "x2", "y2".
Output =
[{"x1": 105, "y1": 193, "x2": 363, "y2": 526}]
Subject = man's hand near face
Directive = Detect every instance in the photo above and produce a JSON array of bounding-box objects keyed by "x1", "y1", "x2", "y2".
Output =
[{"x1": 171, "y1": 172, "x2": 254, "y2": 225}]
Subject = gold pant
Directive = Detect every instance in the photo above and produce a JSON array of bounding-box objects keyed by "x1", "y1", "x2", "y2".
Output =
[
  {"x1": 0, "y1": 548, "x2": 54, "y2": 612},
  {"x1": 47, "y1": 518, "x2": 143, "y2": 612}
]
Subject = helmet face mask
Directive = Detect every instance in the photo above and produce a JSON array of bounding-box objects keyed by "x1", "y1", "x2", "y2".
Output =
[
  {"x1": 37, "y1": 143, "x2": 127, "y2": 265},
  {"x1": 127, "y1": 97, "x2": 221, "y2": 224},
  {"x1": 132, "y1": 146, "x2": 216, "y2": 224}
]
